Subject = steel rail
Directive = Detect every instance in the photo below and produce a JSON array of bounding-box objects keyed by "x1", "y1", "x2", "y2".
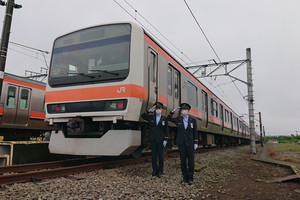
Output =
[
  {"x1": 0, "y1": 156, "x2": 153, "y2": 185},
  {"x1": 0, "y1": 157, "x2": 103, "y2": 174},
  {"x1": 0, "y1": 145, "x2": 240, "y2": 186}
]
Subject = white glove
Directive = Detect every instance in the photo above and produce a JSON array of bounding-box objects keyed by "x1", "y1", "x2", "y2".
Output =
[
  {"x1": 148, "y1": 105, "x2": 156, "y2": 113},
  {"x1": 194, "y1": 144, "x2": 198, "y2": 150},
  {"x1": 163, "y1": 140, "x2": 167, "y2": 147},
  {"x1": 172, "y1": 107, "x2": 180, "y2": 113}
]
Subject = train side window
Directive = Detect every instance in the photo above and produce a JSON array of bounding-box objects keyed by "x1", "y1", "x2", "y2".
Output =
[
  {"x1": 226, "y1": 110, "x2": 228, "y2": 123},
  {"x1": 20, "y1": 89, "x2": 29, "y2": 109},
  {"x1": 210, "y1": 99, "x2": 218, "y2": 117},
  {"x1": 6, "y1": 86, "x2": 16, "y2": 108},
  {"x1": 149, "y1": 51, "x2": 156, "y2": 82},
  {"x1": 174, "y1": 70, "x2": 179, "y2": 99},
  {"x1": 225, "y1": 109, "x2": 230, "y2": 123},
  {"x1": 167, "y1": 66, "x2": 172, "y2": 96},
  {"x1": 187, "y1": 82, "x2": 197, "y2": 107}
]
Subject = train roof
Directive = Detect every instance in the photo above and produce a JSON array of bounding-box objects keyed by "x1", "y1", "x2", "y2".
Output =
[{"x1": 4, "y1": 72, "x2": 46, "y2": 87}]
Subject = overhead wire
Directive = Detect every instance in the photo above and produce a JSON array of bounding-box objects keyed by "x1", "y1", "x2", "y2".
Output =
[
  {"x1": 8, "y1": 47, "x2": 49, "y2": 64},
  {"x1": 123, "y1": 0, "x2": 197, "y2": 66},
  {"x1": 115, "y1": 0, "x2": 247, "y2": 112},
  {"x1": 114, "y1": 0, "x2": 197, "y2": 67},
  {"x1": 183, "y1": 0, "x2": 247, "y2": 104},
  {"x1": 4, "y1": 40, "x2": 51, "y2": 68},
  {"x1": 183, "y1": 0, "x2": 221, "y2": 63}
]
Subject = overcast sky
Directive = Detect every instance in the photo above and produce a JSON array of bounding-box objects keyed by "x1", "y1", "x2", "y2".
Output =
[{"x1": 1, "y1": 0, "x2": 299, "y2": 136}]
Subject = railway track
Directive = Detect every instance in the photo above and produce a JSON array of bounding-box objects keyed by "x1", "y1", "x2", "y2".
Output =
[{"x1": 0, "y1": 145, "x2": 238, "y2": 186}]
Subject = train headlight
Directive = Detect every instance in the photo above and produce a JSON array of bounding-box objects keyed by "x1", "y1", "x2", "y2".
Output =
[
  {"x1": 49, "y1": 104, "x2": 66, "y2": 113},
  {"x1": 105, "y1": 100, "x2": 127, "y2": 111}
]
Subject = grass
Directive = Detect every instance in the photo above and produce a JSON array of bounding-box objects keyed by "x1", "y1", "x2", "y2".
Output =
[
  {"x1": 273, "y1": 143, "x2": 300, "y2": 153},
  {"x1": 268, "y1": 143, "x2": 300, "y2": 164}
]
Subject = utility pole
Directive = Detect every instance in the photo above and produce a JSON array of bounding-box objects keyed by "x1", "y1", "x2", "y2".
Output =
[
  {"x1": 246, "y1": 48, "x2": 256, "y2": 154},
  {"x1": 259, "y1": 112, "x2": 263, "y2": 147},
  {"x1": 263, "y1": 126, "x2": 266, "y2": 144},
  {"x1": 0, "y1": 0, "x2": 22, "y2": 99},
  {"x1": 186, "y1": 48, "x2": 257, "y2": 154}
]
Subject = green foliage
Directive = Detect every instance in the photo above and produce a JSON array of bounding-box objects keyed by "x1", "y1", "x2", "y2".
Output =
[{"x1": 266, "y1": 134, "x2": 300, "y2": 143}]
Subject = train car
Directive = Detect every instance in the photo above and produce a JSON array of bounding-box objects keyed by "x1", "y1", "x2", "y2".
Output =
[
  {"x1": 0, "y1": 73, "x2": 55, "y2": 140},
  {"x1": 45, "y1": 21, "x2": 250, "y2": 156}
]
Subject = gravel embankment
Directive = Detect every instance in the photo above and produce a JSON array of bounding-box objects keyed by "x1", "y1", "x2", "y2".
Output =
[{"x1": 0, "y1": 145, "x2": 292, "y2": 199}]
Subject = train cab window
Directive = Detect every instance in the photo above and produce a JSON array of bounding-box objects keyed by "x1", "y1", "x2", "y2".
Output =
[
  {"x1": 187, "y1": 82, "x2": 197, "y2": 107},
  {"x1": 150, "y1": 51, "x2": 157, "y2": 82},
  {"x1": 167, "y1": 66, "x2": 172, "y2": 96},
  {"x1": 20, "y1": 89, "x2": 29, "y2": 109},
  {"x1": 174, "y1": 70, "x2": 179, "y2": 99},
  {"x1": 211, "y1": 99, "x2": 218, "y2": 117},
  {"x1": 6, "y1": 86, "x2": 16, "y2": 108}
]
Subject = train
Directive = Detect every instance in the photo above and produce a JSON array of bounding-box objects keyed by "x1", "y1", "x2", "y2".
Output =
[
  {"x1": 0, "y1": 73, "x2": 55, "y2": 140},
  {"x1": 45, "y1": 21, "x2": 251, "y2": 157}
]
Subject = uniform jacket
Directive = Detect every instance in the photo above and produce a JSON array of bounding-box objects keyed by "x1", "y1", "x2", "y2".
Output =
[
  {"x1": 167, "y1": 114, "x2": 198, "y2": 146},
  {"x1": 141, "y1": 112, "x2": 169, "y2": 143}
]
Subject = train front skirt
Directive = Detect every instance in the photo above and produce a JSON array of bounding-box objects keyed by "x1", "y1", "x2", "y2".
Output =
[{"x1": 48, "y1": 130, "x2": 141, "y2": 156}]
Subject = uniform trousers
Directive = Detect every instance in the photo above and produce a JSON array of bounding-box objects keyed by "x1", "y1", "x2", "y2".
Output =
[
  {"x1": 151, "y1": 142, "x2": 164, "y2": 174},
  {"x1": 178, "y1": 144, "x2": 195, "y2": 181}
]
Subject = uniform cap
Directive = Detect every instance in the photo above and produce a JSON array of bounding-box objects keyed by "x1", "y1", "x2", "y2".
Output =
[
  {"x1": 154, "y1": 102, "x2": 163, "y2": 108},
  {"x1": 180, "y1": 103, "x2": 191, "y2": 110}
]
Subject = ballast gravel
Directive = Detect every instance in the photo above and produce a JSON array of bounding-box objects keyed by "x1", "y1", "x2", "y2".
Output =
[{"x1": 0, "y1": 145, "x2": 296, "y2": 199}]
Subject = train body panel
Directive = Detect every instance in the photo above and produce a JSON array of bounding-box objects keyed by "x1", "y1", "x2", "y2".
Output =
[
  {"x1": 0, "y1": 73, "x2": 55, "y2": 140},
  {"x1": 46, "y1": 22, "x2": 251, "y2": 156}
]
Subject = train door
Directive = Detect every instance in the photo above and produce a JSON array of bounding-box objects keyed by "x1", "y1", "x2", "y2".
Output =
[
  {"x1": 2, "y1": 85, "x2": 31, "y2": 126},
  {"x1": 147, "y1": 49, "x2": 158, "y2": 109},
  {"x1": 230, "y1": 112, "x2": 233, "y2": 133},
  {"x1": 15, "y1": 88, "x2": 31, "y2": 125},
  {"x1": 220, "y1": 104, "x2": 224, "y2": 131},
  {"x1": 167, "y1": 65, "x2": 180, "y2": 112},
  {"x1": 174, "y1": 70, "x2": 180, "y2": 109},
  {"x1": 230, "y1": 112, "x2": 234, "y2": 133},
  {"x1": 201, "y1": 91, "x2": 208, "y2": 128}
]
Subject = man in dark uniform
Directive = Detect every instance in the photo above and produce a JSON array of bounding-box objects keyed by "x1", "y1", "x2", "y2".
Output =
[
  {"x1": 141, "y1": 102, "x2": 168, "y2": 178},
  {"x1": 168, "y1": 103, "x2": 198, "y2": 185}
]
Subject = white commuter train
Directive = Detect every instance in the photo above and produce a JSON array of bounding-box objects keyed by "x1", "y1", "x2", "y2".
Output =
[{"x1": 46, "y1": 22, "x2": 250, "y2": 156}]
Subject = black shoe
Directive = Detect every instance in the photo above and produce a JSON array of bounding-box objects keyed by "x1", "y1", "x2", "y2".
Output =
[
  {"x1": 180, "y1": 179, "x2": 188, "y2": 183},
  {"x1": 157, "y1": 173, "x2": 162, "y2": 178},
  {"x1": 187, "y1": 180, "x2": 193, "y2": 185},
  {"x1": 152, "y1": 171, "x2": 157, "y2": 176}
]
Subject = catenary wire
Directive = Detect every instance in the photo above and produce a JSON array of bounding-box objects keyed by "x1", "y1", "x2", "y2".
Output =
[
  {"x1": 183, "y1": 0, "x2": 247, "y2": 102},
  {"x1": 115, "y1": 0, "x2": 247, "y2": 113}
]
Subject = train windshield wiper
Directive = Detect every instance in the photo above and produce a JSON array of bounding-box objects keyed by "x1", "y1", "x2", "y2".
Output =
[
  {"x1": 89, "y1": 69, "x2": 119, "y2": 76},
  {"x1": 68, "y1": 72, "x2": 97, "y2": 78}
]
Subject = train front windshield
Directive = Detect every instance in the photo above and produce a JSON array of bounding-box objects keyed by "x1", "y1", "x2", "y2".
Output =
[{"x1": 49, "y1": 24, "x2": 131, "y2": 87}]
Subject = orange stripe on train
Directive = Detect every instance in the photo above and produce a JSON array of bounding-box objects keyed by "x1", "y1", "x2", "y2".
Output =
[
  {"x1": 30, "y1": 112, "x2": 45, "y2": 119},
  {"x1": 158, "y1": 94, "x2": 168, "y2": 106},
  {"x1": 45, "y1": 84, "x2": 148, "y2": 103},
  {"x1": 3, "y1": 77, "x2": 45, "y2": 90},
  {"x1": 189, "y1": 108, "x2": 202, "y2": 118},
  {"x1": 0, "y1": 107, "x2": 3, "y2": 115}
]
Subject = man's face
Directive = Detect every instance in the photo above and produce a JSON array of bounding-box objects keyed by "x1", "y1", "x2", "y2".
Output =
[
  {"x1": 181, "y1": 109, "x2": 189, "y2": 116},
  {"x1": 155, "y1": 107, "x2": 162, "y2": 114}
]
